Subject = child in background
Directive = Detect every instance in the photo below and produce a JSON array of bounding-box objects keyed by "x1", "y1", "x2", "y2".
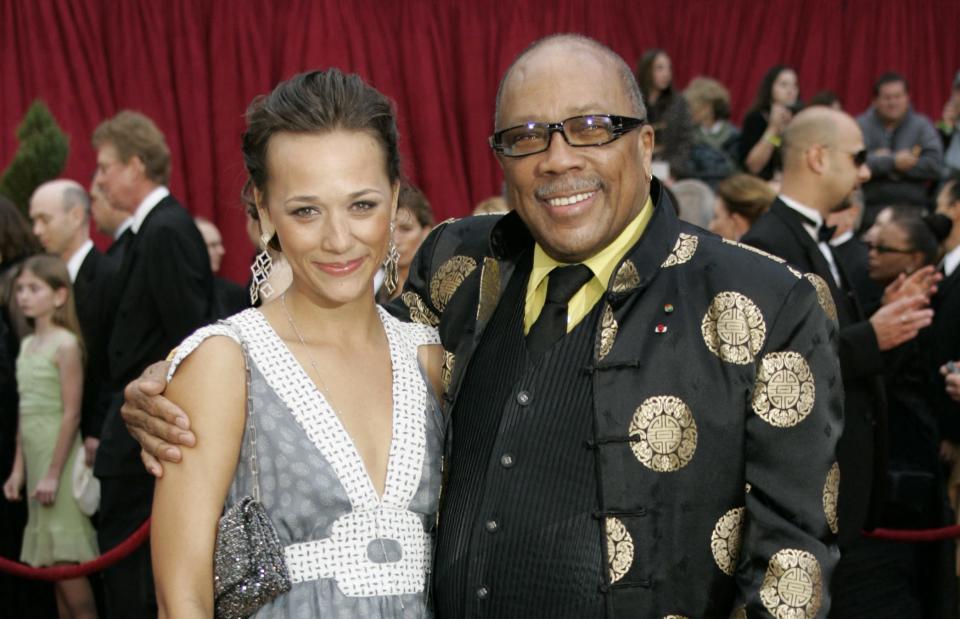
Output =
[{"x1": 2, "y1": 255, "x2": 97, "y2": 619}]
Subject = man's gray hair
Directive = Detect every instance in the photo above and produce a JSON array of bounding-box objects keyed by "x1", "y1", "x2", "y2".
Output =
[
  {"x1": 493, "y1": 34, "x2": 646, "y2": 129},
  {"x1": 63, "y1": 185, "x2": 91, "y2": 222}
]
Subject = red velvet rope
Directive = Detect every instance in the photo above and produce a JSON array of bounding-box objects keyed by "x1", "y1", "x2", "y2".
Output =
[
  {"x1": 0, "y1": 519, "x2": 150, "y2": 581},
  {"x1": 864, "y1": 524, "x2": 960, "y2": 543}
]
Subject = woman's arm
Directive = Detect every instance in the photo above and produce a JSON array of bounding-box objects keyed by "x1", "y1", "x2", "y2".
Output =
[
  {"x1": 2, "y1": 432, "x2": 24, "y2": 501},
  {"x1": 418, "y1": 344, "x2": 444, "y2": 400},
  {"x1": 31, "y1": 335, "x2": 83, "y2": 506},
  {"x1": 152, "y1": 336, "x2": 247, "y2": 619}
]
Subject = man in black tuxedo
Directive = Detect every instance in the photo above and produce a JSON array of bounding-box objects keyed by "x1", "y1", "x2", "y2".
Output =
[
  {"x1": 741, "y1": 107, "x2": 935, "y2": 617},
  {"x1": 91, "y1": 111, "x2": 213, "y2": 619},
  {"x1": 827, "y1": 192, "x2": 884, "y2": 315},
  {"x1": 29, "y1": 179, "x2": 117, "y2": 466},
  {"x1": 195, "y1": 216, "x2": 248, "y2": 318},
  {"x1": 929, "y1": 177, "x2": 960, "y2": 448}
]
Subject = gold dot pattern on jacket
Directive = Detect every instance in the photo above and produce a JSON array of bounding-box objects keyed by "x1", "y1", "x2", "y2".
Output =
[
  {"x1": 723, "y1": 238, "x2": 787, "y2": 264},
  {"x1": 787, "y1": 265, "x2": 803, "y2": 279},
  {"x1": 597, "y1": 303, "x2": 618, "y2": 360},
  {"x1": 701, "y1": 292, "x2": 767, "y2": 364},
  {"x1": 752, "y1": 352, "x2": 815, "y2": 427},
  {"x1": 804, "y1": 273, "x2": 838, "y2": 323},
  {"x1": 661, "y1": 233, "x2": 699, "y2": 268},
  {"x1": 612, "y1": 259, "x2": 641, "y2": 293},
  {"x1": 711, "y1": 507, "x2": 745, "y2": 576},
  {"x1": 759, "y1": 549, "x2": 822, "y2": 618},
  {"x1": 663, "y1": 615, "x2": 691, "y2": 619},
  {"x1": 823, "y1": 463, "x2": 840, "y2": 534},
  {"x1": 605, "y1": 517, "x2": 634, "y2": 583},
  {"x1": 441, "y1": 350, "x2": 455, "y2": 394},
  {"x1": 429, "y1": 255, "x2": 477, "y2": 311},
  {"x1": 402, "y1": 291, "x2": 439, "y2": 327},
  {"x1": 628, "y1": 395, "x2": 698, "y2": 472}
]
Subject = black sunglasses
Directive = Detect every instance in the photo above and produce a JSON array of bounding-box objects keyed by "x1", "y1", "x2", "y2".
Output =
[
  {"x1": 489, "y1": 114, "x2": 645, "y2": 157},
  {"x1": 846, "y1": 149, "x2": 868, "y2": 167},
  {"x1": 866, "y1": 241, "x2": 915, "y2": 254}
]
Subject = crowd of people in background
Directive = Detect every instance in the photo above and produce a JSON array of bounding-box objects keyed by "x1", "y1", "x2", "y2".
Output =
[{"x1": 0, "y1": 39, "x2": 960, "y2": 618}]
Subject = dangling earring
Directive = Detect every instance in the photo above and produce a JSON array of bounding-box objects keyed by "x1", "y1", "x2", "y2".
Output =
[
  {"x1": 383, "y1": 221, "x2": 400, "y2": 295},
  {"x1": 250, "y1": 234, "x2": 274, "y2": 305}
]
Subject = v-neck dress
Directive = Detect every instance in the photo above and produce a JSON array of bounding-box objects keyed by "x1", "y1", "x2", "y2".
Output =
[{"x1": 168, "y1": 307, "x2": 443, "y2": 618}]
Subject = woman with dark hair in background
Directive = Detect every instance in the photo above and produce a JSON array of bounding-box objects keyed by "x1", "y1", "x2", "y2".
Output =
[
  {"x1": 708, "y1": 173, "x2": 775, "y2": 240},
  {"x1": 635, "y1": 49, "x2": 694, "y2": 179},
  {"x1": 841, "y1": 209, "x2": 957, "y2": 619},
  {"x1": 739, "y1": 65, "x2": 800, "y2": 180},
  {"x1": 379, "y1": 183, "x2": 433, "y2": 303}
]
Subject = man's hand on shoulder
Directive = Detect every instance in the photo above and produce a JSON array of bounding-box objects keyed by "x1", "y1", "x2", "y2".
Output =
[{"x1": 121, "y1": 360, "x2": 195, "y2": 477}]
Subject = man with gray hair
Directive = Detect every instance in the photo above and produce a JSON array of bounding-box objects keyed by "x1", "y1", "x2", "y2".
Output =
[{"x1": 29, "y1": 179, "x2": 116, "y2": 465}]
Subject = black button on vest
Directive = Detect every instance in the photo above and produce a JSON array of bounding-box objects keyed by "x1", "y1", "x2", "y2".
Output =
[{"x1": 526, "y1": 263, "x2": 593, "y2": 355}]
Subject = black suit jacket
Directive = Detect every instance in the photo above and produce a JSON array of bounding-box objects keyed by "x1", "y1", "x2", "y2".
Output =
[
  {"x1": 95, "y1": 195, "x2": 213, "y2": 478},
  {"x1": 73, "y1": 246, "x2": 118, "y2": 439},
  {"x1": 742, "y1": 198, "x2": 887, "y2": 546},
  {"x1": 830, "y1": 235, "x2": 884, "y2": 316},
  {"x1": 105, "y1": 227, "x2": 133, "y2": 264},
  {"x1": 922, "y1": 264, "x2": 960, "y2": 442}
]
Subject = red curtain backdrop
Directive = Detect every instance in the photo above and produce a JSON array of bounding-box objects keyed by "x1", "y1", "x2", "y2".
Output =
[{"x1": 2, "y1": 0, "x2": 959, "y2": 282}]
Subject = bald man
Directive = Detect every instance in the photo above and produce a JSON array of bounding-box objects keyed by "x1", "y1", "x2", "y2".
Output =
[
  {"x1": 30, "y1": 180, "x2": 118, "y2": 463},
  {"x1": 741, "y1": 108, "x2": 941, "y2": 615}
]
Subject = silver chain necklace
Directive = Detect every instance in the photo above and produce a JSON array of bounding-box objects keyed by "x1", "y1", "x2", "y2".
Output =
[{"x1": 280, "y1": 292, "x2": 339, "y2": 409}]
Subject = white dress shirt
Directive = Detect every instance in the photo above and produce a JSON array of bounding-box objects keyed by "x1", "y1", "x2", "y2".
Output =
[
  {"x1": 130, "y1": 186, "x2": 171, "y2": 234},
  {"x1": 779, "y1": 194, "x2": 843, "y2": 286},
  {"x1": 65, "y1": 239, "x2": 94, "y2": 283}
]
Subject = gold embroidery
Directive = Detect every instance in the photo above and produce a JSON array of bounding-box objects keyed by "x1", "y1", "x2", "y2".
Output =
[
  {"x1": 824, "y1": 462, "x2": 840, "y2": 535},
  {"x1": 745, "y1": 482, "x2": 752, "y2": 493},
  {"x1": 612, "y1": 259, "x2": 641, "y2": 293},
  {"x1": 606, "y1": 517, "x2": 634, "y2": 584},
  {"x1": 429, "y1": 255, "x2": 477, "y2": 311},
  {"x1": 701, "y1": 292, "x2": 767, "y2": 365},
  {"x1": 663, "y1": 616, "x2": 691, "y2": 619},
  {"x1": 711, "y1": 507, "x2": 745, "y2": 576},
  {"x1": 752, "y1": 352, "x2": 816, "y2": 427},
  {"x1": 441, "y1": 350, "x2": 455, "y2": 394},
  {"x1": 804, "y1": 273, "x2": 839, "y2": 323},
  {"x1": 629, "y1": 395, "x2": 698, "y2": 472},
  {"x1": 731, "y1": 607, "x2": 747, "y2": 619},
  {"x1": 476, "y1": 257, "x2": 501, "y2": 323},
  {"x1": 724, "y1": 238, "x2": 787, "y2": 264},
  {"x1": 760, "y1": 549, "x2": 823, "y2": 618},
  {"x1": 597, "y1": 303, "x2": 618, "y2": 361},
  {"x1": 661, "y1": 233, "x2": 699, "y2": 268},
  {"x1": 787, "y1": 265, "x2": 803, "y2": 279},
  {"x1": 402, "y1": 291, "x2": 439, "y2": 327}
]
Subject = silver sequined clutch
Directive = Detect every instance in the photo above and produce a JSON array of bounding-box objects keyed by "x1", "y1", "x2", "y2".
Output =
[
  {"x1": 212, "y1": 331, "x2": 292, "y2": 618},
  {"x1": 213, "y1": 496, "x2": 291, "y2": 618}
]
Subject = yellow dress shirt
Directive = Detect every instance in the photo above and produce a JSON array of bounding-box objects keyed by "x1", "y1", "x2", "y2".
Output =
[{"x1": 524, "y1": 196, "x2": 654, "y2": 334}]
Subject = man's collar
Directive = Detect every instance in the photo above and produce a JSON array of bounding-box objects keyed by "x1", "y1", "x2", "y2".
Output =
[
  {"x1": 779, "y1": 194, "x2": 824, "y2": 228},
  {"x1": 65, "y1": 239, "x2": 94, "y2": 283},
  {"x1": 829, "y1": 229, "x2": 855, "y2": 247},
  {"x1": 114, "y1": 217, "x2": 133, "y2": 239},
  {"x1": 130, "y1": 186, "x2": 170, "y2": 233},
  {"x1": 943, "y1": 244, "x2": 960, "y2": 278}
]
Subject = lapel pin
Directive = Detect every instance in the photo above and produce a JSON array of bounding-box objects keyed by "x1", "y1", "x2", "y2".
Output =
[
  {"x1": 655, "y1": 323, "x2": 668, "y2": 334},
  {"x1": 663, "y1": 303, "x2": 674, "y2": 314}
]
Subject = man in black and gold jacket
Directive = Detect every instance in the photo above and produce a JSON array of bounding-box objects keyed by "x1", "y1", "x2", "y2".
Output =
[
  {"x1": 390, "y1": 35, "x2": 842, "y2": 618},
  {"x1": 121, "y1": 35, "x2": 843, "y2": 618}
]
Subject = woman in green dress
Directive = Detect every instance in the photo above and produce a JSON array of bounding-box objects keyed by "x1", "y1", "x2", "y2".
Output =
[{"x1": 3, "y1": 255, "x2": 98, "y2": 619}]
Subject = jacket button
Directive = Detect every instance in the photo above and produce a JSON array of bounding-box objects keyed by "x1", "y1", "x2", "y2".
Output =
[
  {"x1": 500, "y1": 454, "x2": 515, "y2": 468},
  {"x1": 476, "y1": 586, "x2": 489, "y2": 599},
  {"x1": 516, "y1": 390, "x2": 531, "y2": 406},
  {"x1": 485, "y1": 520, "x2": 499, "y2": 533}
]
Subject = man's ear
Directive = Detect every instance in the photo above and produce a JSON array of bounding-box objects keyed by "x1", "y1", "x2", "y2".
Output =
[
  {"x1": 638, "y1": 124, "x2": 655, "y2": 180},
  {"x1": 807, "y1": 145, "x2": 827, "y2": 175}
]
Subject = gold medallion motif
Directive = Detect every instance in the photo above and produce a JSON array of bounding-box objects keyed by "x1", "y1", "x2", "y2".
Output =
[
  {"x1": 787, "y1": 265, "x2": 803, "y2": 279},
  {"x1": 663, "y1": 616, "x2": 690, "y2": 619},
  {"x1": 402, "y1": 291, "x2": 439, "y2": 327},
  {"x1": 745, "y1": 482, "x2": 752, "y2": 493},
  {"x1": 612, "y1": 259, "x2": 641, "y2": 293},
  {"x1": 701, "y1": 292, "x2": 767, "y2": 364},
  {"x1": 723, "y1": 238, "x2": 787, "y2": 263},
  {"x1": 476, "y1": 257, "x2": 501, "y2": 323},
  {"x1": 731, "y1": 607, "x2": 747, "y2": 619},
  {"x1": 752, "y1": 351, "x2": 816, "y2": 427},
  {"x1": 661, "y1": 233, "x2": 699, "y2": 268},
  {"x1": 429, "y1": 255, "x2": 477, "y2": 311},
  {"x1": 606, "y1": 517, "x2": 634, "y2": 583},
  {"x1": 760, "y1": 549, "x2": 823, "y2": 618},
  {"x1": 804, "y1": 273, "x2": 838, "y2": 323},
  {"x1": 823, "y1": 462, "x2": 840, "y2": 534},
  {"x1": 711, "y1": 507, "x2": 745, "y2": 576},
  {"x1": 629, "y1": 395, "x2": 698, "y2": 472},
  {"x1": 441, "y1": 350, "x2": 455, "y2": 394},
  {"x1": 597, "y1": 303, "x2": 618, "y2": 361}
]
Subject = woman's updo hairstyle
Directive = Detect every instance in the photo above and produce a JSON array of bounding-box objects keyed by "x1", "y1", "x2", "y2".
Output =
[
  {"x1": 241, "y1": 68, "x2": 401, "y2": 250},
  {"x1": 887, "y1": 207, "x2": 953, "y2": 266}
]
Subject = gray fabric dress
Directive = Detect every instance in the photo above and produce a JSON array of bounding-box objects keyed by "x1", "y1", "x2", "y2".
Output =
[{"x1": 169, "y1": 307, "x2": 442, "y2": 618}]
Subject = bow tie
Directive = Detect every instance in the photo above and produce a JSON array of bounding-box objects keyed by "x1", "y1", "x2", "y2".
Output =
[{"x1": 818, "y1": 225, "x2": 837, "y2": 243}]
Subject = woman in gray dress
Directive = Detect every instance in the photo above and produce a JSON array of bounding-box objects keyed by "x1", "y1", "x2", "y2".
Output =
[{"x1": 151, "y1": 69, "x2": 444, "y2": 618}]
